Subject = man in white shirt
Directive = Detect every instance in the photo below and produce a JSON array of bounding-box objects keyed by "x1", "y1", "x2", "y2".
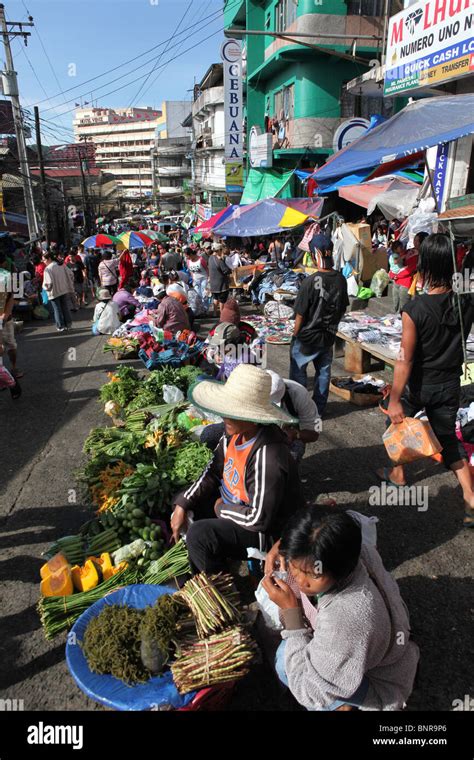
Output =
[{"x1": 266, "y1": 369, "x2": 321, "y2": 463}]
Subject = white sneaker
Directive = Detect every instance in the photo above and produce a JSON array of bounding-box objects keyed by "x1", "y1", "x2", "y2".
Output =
[{"x1": 56, "y1": 327, "x2": 66, "y2": 332}]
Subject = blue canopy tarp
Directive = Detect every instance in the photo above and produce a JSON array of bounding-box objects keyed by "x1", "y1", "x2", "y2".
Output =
[{"x1": 314, "y1": 95, "x2": 474, "y2": 184}]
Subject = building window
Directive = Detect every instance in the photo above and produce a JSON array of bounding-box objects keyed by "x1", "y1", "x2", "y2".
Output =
[
  {"x1": 265, "y1": 11, "x2": 271, "y2": 29},
  {"x1": 346, "y1": 0, "x2": 401, "y2": 14},
  {"x1": 341, "y1": 83, "x2": 394, "y2": 120},
  {"x1": 275, "y1": 0, "x2": 297, "y2": 33},
  {"x1": 274, "y1": 83, "x2": 295, "y2": 120}
]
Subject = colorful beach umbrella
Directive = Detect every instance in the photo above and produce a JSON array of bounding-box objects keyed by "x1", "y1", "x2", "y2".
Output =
[
  {"x1": 118, "y1": 231, "x2": 154, "y2": 248},
  {"x1": 82, "y1": 234, "x2": 125, "y2": 249}
]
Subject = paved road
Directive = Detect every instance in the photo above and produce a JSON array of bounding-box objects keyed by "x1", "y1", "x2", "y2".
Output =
[{"x1": 0, "y1": 305, "x2": 472, "y2": 711}]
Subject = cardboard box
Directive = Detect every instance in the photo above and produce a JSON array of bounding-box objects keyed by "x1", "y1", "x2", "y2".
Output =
[{"x1": 346, "y1": 222, "x2": 388, "y2": 283}]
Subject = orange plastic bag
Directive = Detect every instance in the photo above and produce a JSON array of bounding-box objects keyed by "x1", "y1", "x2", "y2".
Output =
[{"x1": 383, "y1": 416, "x2": 442, "y2": 465}]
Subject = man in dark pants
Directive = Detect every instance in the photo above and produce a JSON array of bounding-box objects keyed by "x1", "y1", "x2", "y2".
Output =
[
  {"x1": 290, "y1": 234, "x2": 348, "y2": 416},
  {"x1": 170, "y1": 364, "x2": 305, "y2": 573}
]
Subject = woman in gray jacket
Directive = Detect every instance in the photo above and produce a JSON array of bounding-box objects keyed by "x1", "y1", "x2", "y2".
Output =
[{"x1": 263, "y1": 511, "x2": 419, "y2": 711}]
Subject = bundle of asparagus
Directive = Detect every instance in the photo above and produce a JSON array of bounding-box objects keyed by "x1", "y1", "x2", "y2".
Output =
[
  {"x1": 176, "y1": 573, "x2": 241, "y2": 638},
  {"x1": 171, "y1": 627, "x2": 256, "y2": 694}
]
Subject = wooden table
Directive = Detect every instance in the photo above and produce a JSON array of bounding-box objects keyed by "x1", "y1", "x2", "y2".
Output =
[{"x1": 336, "y1": 330, "x2": 398, "y2": 374}]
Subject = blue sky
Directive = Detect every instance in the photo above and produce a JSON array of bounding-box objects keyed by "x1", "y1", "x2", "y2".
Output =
[{"x1": 5, "y1": 0, "x2": 228, "y2": 143}]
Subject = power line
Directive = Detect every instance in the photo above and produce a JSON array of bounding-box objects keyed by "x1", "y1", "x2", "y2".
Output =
[
  {"x1": 130, "y1": 0, "x2": 194, "y2": 108},
  {"x1": 28, "y1": 0, "x2": 237, "y2": 109},
  {"x1": 40, "y1": 14, "x2": 224, "y2": 117},
  {"x1": 141, "y1": 0, "x2": 214, "y2": 105},
  {"x1": 42, "y1": 27, "x2": 223, "y2": 122}
]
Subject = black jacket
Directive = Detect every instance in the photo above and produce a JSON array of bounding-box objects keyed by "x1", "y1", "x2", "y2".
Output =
[{"x1": 175, "y1": 425, "x2": 305, "y2": 535}]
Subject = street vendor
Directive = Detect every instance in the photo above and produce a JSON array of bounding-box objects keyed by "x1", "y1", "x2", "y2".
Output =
[
  {"x1": 262, "y1": 511, "x2": 420, "y2": 711},
  {"x1": 153, "y1": 286, "x2": 190, "y2": 334},
  {"x1": 170, "y1": 364, "x2": 305, "y2": 573},
  {"x1": 200, "y1": 368, "x2": 320, "y2": 463}
]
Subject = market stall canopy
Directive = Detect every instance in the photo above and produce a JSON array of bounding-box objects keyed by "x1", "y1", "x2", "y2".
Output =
[
  {"x1": 118, "y1": 231, "x2": 153, "y2": 249},
  {"x1": 82, "y1": 234, "x2": 125, "y2": 250},
  {"x1": 438, "y1": 205, "x2": 474, "y2": 236},
  {"x1": 339, "y1": 177, "x2": 420, "y2": 219},
  {"x1": 314, "y1": 95, "x2": 474, "y2": 186},
  {"x1": 193, "y1": 206, "x2": 237, "y2": 234},
  {"x1": 240, "y1": 168, "x2": 294, "y2": 205},
  {"x1": 213, "y1": 198, "x2": 324, "y2": 238}
]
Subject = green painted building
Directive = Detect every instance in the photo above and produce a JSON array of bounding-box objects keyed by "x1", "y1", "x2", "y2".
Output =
[{"x1": 224, "y1": 0, "x2": 402, "y2": 186}]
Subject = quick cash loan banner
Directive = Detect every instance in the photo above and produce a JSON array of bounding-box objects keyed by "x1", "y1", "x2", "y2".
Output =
[{"x1": 385, "y1": 0, "x2": 474, "y2": 95}]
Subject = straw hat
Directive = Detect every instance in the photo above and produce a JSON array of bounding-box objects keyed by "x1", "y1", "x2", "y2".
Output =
[
  {"x1": 98, "y1": 288, "x2": 112, "y2": 300},
  {"x1": 189, "y1": 364, "x2": 297, "y2": 425}
]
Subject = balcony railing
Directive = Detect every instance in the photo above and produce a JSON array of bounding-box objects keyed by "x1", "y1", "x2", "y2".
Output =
[
  {"x1": 156, "y1": 166, "x2": 190, "y2": 177},
  {"x1": 192, "y1": 86, "x2": 224, "y2": 118}
]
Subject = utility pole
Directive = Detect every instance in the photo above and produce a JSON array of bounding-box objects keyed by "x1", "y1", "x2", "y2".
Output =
[
  {"x1": 0, "y1": 4, "x2": 39, "y2": 240},
  {"x1": 34, "y1": 106, "x2": 50, "y2": 245},
  {"x1": 78, "y1": 148, "x2": 90, "y2": 235},
  {"x1": 60, "y1": 179, "x2": 70, "y2": 248}
]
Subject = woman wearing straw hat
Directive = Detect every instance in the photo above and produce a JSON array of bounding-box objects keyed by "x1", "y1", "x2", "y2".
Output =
[{"x1": 171, "y1": 364, "x2": 305, "y2": 573}]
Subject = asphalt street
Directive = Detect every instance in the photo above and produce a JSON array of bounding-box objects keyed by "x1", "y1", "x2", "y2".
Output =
[{"x1": 0, "y1": 303, "x2": 472, "y2": 711}]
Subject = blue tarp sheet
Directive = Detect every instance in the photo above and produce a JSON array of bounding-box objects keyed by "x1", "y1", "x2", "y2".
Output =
[
  {"x1": 314, "y1": 95, "x2": 474, "y2": 184},
  {"x1": 66, "y1": 584, "x2": 196, "y2": 711}
]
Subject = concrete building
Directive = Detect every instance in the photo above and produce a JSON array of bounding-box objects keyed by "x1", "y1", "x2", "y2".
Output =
[
  {"x1": 73, "y1": 106, "x2": 162, "y2": 203},
  {"x1": 190, "y1": 64, "x2": 227, "y2": 221},
  {"x1": 152, "y1": 101, "x2": 192, "y2": 214},
  {"x1": 224, "y1": 0, "x2": 402, "y2": 183}
]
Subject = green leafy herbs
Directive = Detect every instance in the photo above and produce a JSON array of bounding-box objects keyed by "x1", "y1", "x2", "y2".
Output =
[
  {"x1": 99, "y1": 366, "x2": 141, "y2": 408},
  {"x1": 172, "y1": 442, "x2": 213, "y2": 486}
]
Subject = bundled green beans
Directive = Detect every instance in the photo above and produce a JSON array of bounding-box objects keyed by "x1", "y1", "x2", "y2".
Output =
[
  {"x1": 42, "y1": 535, "x2": 85, "y2": 565},
  {"x1": 171, "y1": 627, "x2": 256, "y2": 694},
  {"x1": 141, "y1": 540, "x2": 190, "y2": 584},
  {"x1": 38, "y1": 543, "x2": 190, "y2": 640},
  {"x1": 38, "y1": 567, "x2": 138, "y2": 640},
  {"x1": 177, "y1": 573, "x2": 240, "y2": 639},
  {"x1": 85, "y1": 528, "x2": 121, "y2": 557}
]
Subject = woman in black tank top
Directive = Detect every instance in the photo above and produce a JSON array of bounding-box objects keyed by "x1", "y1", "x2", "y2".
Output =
[{"x1": 376, "y1": 234, "x2": 474, "y2": 528}]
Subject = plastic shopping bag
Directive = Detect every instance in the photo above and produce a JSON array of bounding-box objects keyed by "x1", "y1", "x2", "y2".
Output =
[
  {"x1": 370, "y1": 269, "x2": 390, "y2": 298},
  {"x1": 383, "y1": 416, "x2": 442, "y2": 465},
  {"x1": 162, "y1": 384, "x2": 185, "y2": 404}
]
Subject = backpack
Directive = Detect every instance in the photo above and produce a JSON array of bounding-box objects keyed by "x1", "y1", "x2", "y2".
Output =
[{"x1": 297, "y1": 272, "x2": 346, "y2": 354}]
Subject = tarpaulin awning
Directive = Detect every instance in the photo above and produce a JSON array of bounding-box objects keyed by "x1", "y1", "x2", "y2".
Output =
[
  {"x1": 240, "y1": 168, "x2": 294, "y2": 205},
  {"x1": 213, "y1": 198, "x2": 324, "y2": 238},
  {"x1": 193, "y1": 206, "x2": 237, "y2": 234},
  {"x1": 314, "y1": 94, "x2": 474, "y2": 184},
  {"x1": 339, "y1": 177, "x2": 418, "y2": 208}
]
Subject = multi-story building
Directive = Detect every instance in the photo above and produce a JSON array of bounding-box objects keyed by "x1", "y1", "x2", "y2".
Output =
[
  {"x1": 73, "y1": 106, "x2": 162, "y2": 203},
  {"x1": 224, "y1": 0, "x2": 403, "y2": 182},
  {"x1": 189, "y1": 64, "x2": 227, "y2": 221},
  {"x1": 151, "y1": 101, "x2": 192, "y2": 215}
]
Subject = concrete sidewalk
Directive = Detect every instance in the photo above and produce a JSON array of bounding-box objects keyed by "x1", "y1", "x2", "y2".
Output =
[{"x1": 0, "y1": 304, "x2": 472, "y2": 711}]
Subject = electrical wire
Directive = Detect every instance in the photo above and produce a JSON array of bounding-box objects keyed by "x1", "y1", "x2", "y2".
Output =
[
  {"x1": 40, "y1": 14, "x2": 224, "y2": 117},
  {"x1": 28, "y1": 0, "x2": 239, "y2": 109},
  {"x1": 41, "y1": 28, "x2": 223, "y2": 121},
  {"x1": 129, "y1": 0, "x2": 194, "y2": 108}
]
